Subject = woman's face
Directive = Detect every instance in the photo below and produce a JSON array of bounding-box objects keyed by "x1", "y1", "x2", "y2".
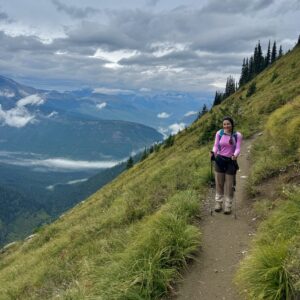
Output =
[{"x1": 223, "y1": 120, "x2": 232, "y2": 132}]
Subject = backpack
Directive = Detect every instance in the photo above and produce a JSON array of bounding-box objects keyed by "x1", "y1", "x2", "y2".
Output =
[{"x1": 218, "y1": 129, "x2": 238, "y2": 151}]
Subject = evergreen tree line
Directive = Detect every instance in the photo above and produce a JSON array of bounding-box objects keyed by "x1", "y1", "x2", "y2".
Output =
[
  {"x1": 239, "y1": 40, "x2": 283, "y2": 86},
  {"x1": 213, "y1": 76, "x2": 237, "y2": 106},
  {"x1": 212, "y1": 40, "x2": 285, "y2": 107}
]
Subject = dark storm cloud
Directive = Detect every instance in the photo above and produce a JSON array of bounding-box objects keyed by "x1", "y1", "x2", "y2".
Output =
[{"x1": 51, "y1": 0, "x2": 100, "y2": 19}]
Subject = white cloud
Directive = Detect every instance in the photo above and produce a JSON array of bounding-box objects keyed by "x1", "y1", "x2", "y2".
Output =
[
  {"x1": 0, "y1": 89, "x2": 15, "y2": 98},
  {"x1": 67, "y1": 178, "x2": 88, "y2": 184},
  {"x1": 17, "y1": 94, "x2": 44, "y2": 107},
  {"x1": 0, "y1": 94, "x2": 44, "y2": 128},
  {"x1": 158, "y1": 126, "x2": 169, "y2": 139},
  {"x1": 0, "y1": 156, "x2": 121, "y2": 171},
  {"x1": 139, "y1": 87, "x2": 151, "y2": 92},
  {"x1": 96, "y1": 102, "x2": 107, "y2": 110},
  {"x1": 169, "y1": 122, "x2": 186, "y2": 134},
  {"x1": 93, "y1": 87, "x2": 134, "y2": 95},
  {"x1": 184, "y1": 111, "x2": 197, "y2": 117},
  {"x1": 92, "y1": 48, "x2": 139, "y2": 63},
  {"x1": 47, "y1": 111, "x2": 58, "y2": 118},
  {"x1": 46, "y1": 177, "x2": 88, "y2": 191},
  {"x1": 157, "y1": 112, "x2": 170, "y2": 118},
  {"x1": 209, "y1": 80, "x2": 227, "y2": 89},
  {"x1": 0, "y1": 104, "x2": 35, "y2": 128}
]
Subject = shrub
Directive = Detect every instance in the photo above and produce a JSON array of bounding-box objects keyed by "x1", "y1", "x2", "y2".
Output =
[{"x1": 246, "y1": 82, "x2": 256, "y2": 97}]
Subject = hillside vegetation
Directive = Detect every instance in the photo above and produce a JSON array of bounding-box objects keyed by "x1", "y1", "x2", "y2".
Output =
[{"x1": 0, "y1": 45, "x2": 299, "y2": 299}]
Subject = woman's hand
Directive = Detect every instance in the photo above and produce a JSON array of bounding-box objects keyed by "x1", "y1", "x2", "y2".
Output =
[{"x1": 231, "y1": 155, "x2": 237, "y2": 160}]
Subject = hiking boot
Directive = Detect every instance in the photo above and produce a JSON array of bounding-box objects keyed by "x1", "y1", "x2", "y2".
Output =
[
  {"x1": 224, "y1": 205, "x2": 231, "y2": 214},
  {"x1": 214, "y1": 202, "x2": 222, "y2": 212}
]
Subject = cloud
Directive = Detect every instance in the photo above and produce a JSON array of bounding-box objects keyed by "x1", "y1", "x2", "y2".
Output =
[
  {"x1": 0, "y1": 94, "x2": 43, "y2": 127},
  {"x1": 201, "y1": 0, "x2": 275, "y2": 14},
  {"x1": 0, "y1": 104, "x2": 35, "y2": 128},
  {"x1": 140, "y1": 87, "x2": 151, "y2": 92},
  {"x1": 96, "y1": 102, "x2": 107, "y2": 110},
  {"x1": 0, "y1": 2, "x2": 298, "y2": 92},
  {"x1": 93, "y1": 87, "x2": 134, "y2": 95},
  {"x1": 67, "y1": 178, "x2": 88, "y2": 184},
  {"x1": 0, "y1": 10, "x2": 13, "y2": 23},
  {"x1": 146, "y1": 0, "x2": 160, "y2": 6},
  {"x1": 17, "y1": 94, "x2": 44, "y2": 107},
  {"x1": 169, "y1": 122, "x2": 186, "y2": 134},
  {"x1": 0, "y1": 89, "x2": 15, "y2": 98},
  {"x1": 0, "y1": 156, "x2": 121, "y2": 171},
  {"x1": 184, "y1": 111, "x2": 197, "y2": 117},
  {"x1": 46, "y1": 111, "x2": 58, "y2": 118},
  {"x1": 51, "y1": 0, "x2": 100, "y2": 19},
  {"x1": 157, "y1": 112, "x2": 170, "y2": 118}
]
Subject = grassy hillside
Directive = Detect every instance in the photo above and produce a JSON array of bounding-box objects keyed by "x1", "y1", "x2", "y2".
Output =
[{"x1": 0, "y1": 45, "x2": 299, "y2": 299}]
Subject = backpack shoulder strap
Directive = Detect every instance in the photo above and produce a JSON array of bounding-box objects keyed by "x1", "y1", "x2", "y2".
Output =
[
  {"x1": 233, "y1": 132, "x2": 238, "y2": 143},
  {"x1": 219, "y1": 129, "x2": 224, "y2": 137}
]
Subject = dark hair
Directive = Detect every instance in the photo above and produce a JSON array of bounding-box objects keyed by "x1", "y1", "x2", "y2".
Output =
[{"x1": 222, "y1": 116, "x2": 235, "y2": 145}]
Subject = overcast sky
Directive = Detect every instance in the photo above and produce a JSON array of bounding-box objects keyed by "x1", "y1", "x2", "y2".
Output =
[{"x1": 0, "y1": 0, "x2": 299, "y2": 92}]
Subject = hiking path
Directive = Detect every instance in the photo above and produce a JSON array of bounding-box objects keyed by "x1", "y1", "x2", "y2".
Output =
[{"x1": 171, "y1": 136, "x2": 256, "y2": 300}]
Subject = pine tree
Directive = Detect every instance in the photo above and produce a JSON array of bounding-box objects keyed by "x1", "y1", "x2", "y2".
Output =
[
  {"x1": 213, "y1": 91, "x2": 223, "y2": 106},
  {"x1": 224, "y1": 76, "x2": 236, "y2": 99},
  {"x1": 244, "y1": 58, "x2": 249, "y2": 83},
  {"x1": 140, "y1": 147, "x2": 148, "y2": 161},
  {"x1": 246, "y1": 82, "x2": 256, "y2": 97},
  {"x1": 257, "y1": 41, "x2": 264, "y2": 72},
  {"x1": 201, "y1": 104, "x2": 208, "y2": 115},
  {"x1": 265, "y1": 40, "x2": 271, "y2": 68},
  {"x1": 253, "y1": 45, "x2": 258, "y2": 74},
  {"x1": 248, "y1": 56, "x2": 255, "y2": 80},
  {"x1": 278, "y1": 45, "x2": 283, "y2": 58},
  {"x1": 149, "y1": 145, "x2": 154, "y2": 153},
  {"x1": 271, "y1": 41, "x2": 277, "y2": 63},
  {"x1": 297, "y1": 34, "x2": 300, "y2": 46},
  {"x1": 126, "y1": 156, "x2": 134, "y2": 169},
  {"x1": 239, "y1": 58, "x2": 246, "y2": 86},
  {"x1": 164, "y1": 134, "x2": 175, "y2": 148}
]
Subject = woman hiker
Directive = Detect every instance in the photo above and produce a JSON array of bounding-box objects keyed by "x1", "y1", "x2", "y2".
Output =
[{"x1": 210, "y1": 116, "x2": 242, "y2": 214}]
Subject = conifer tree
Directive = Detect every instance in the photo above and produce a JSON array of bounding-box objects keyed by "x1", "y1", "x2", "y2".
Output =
[
  {"x1": 213, "y1": 91, "x2": 223, "y2": 106},
  {"x1": 253, "y1": 41, "x2": 264, "y2": 74},
  {"x1": 149, "y1": 145, "x2": 154, "y2": 153},
  {"x1": 201, "y1": 104, "x2": 208, "y2": 115},
  {"x1": 271, "y1": 41, "x2": 277, "y2": 63},
  {"x1": 239, "y1": 58, "x2": 246, "y2": 86},
  {"x1": 224, "y1": 76, "x2": 236, "y2": 99},
  {"x1": 278, "y1": 45, "x2": 283, "y2": 58},
  {"x1": 126, "y1": 156, "x2": 134, "y2": 169},
  {"x1": 265, "y1": 40, "x2": 271, "y2": 68},
  {"x1": 164, "y1": 134, "x2": 175, "y2": 148},
  {"x1": 253, "y1": 45, "x2": 258, "y2": 73},
  {"x1": 140, "y1": 147, "x2": 148, "y2": 161},
  {"x1": 246, "y1": 82, "x2": 256, "y2": 97},
  {"x1": 297, "y1": 34, "x2": 300, "y2": 46},
  {"x1": 257, "y1": 41, "x2": 264, "y2": 72},
  {"x1": 248, "y1": 56, "x2": 255, "y2": 80},
  {"x1": 244, "y1": 58, "x2": 249, "y2": 83}
]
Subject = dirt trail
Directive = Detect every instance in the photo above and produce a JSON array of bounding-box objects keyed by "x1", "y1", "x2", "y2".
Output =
[{"x1": 172, "y1": 137, "x2": 256, "y2": 300}]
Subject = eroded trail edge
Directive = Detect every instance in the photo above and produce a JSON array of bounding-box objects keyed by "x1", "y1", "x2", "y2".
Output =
[{"x1": 172, "y1": 137, "x2": 256, "y2": 300}]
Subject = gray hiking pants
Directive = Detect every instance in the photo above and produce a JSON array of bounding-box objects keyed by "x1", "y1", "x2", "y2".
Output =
[{"x1": 215, "y1": 172, "x2": 235, "y2": 208}]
